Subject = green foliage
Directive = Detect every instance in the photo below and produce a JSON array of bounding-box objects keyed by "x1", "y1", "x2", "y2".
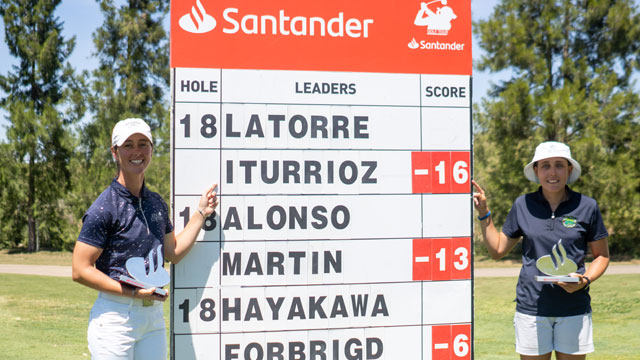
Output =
[
  {"x1": 72, "y1": 0, "x2": 171, "y2": 218},
  {"x1": 0, "y1": 142, "x2": 27, "y2": 249},
  {"x1": 0, "y1": 0, "x2": 169, "y2": 252},
  {"x1": 0, "y1": 0, "x2": 84, "y2": 251},
  {"x1": 473, "y1": 0, "x2": 640, "y2": 257}
]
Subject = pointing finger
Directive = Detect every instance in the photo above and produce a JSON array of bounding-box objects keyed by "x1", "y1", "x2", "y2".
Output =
[
  {"x1": 206, "y1": 183, "x2": 218, "y2": 197},
  {"x1": 471, "y1": 179, "x2": 483, "y2": 194}
]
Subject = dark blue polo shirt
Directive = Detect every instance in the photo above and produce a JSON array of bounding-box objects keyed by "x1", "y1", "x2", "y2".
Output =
[
  {"x1": 77, "y1": 179, "x2": 174, "y2": 281},
  {"x1": 502, "y1": 186, "x2": 608, "y2": 317}
]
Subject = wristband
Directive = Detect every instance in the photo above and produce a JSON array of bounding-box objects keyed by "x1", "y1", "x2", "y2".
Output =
[
  {"x1": 478, "y1": 210, "x2": 491, "y2": 221},
  {"x1": 583, "y1": 275, "x2": 591, "y2": 288},
  {"x1": 197, "y1": 208, "x2": 206, "y2": 219}
]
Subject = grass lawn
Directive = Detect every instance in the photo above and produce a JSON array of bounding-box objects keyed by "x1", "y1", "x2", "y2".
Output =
[
  {"x1": 474, "y1": 274, "x2": 640, "y2": 359},
  {"x1": 0, "y1": 263, "x2": 638, "y2": 359},
  {"x1": 0, "y1": 274, "x2": 170, "y2": 359},
  {"x1": 0, "y1": 249, "x2": 73, "y2": 266}
]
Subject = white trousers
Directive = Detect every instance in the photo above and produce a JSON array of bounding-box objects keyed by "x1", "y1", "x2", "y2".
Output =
[
  {"x1": 88, "y1": 292, "x2": 166, "y2": 360},
  {"x1": 514, "y1": 311, "x2": 594, "y2": 356}
]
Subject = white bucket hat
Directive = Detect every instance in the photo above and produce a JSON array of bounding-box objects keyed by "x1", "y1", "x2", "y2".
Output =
[
  {"x1": 111, "y1": 118, "x2": 153, "y2": 147},
  {"x1": 523, "y1": 141, "x2": 581, "y2": 184}
]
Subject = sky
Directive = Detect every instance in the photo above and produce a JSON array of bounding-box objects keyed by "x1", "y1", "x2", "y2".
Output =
[{"x1": 0, "y1": 0, "x2": 503, "y2": 142}]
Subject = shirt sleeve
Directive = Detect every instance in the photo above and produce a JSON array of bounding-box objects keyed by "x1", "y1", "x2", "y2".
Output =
[
  {"x1": 502, "y1": 200, "x2": 523, "y2": 239},
  {"x1": 162, "y1": 198, "x2": 174, "y2": 234},
  {"x1": 588, "y1": 201, "x2": 609, "y2": 242},
  {"x1": 77, "y1": 206, "x2": 111, "y2": 249}
]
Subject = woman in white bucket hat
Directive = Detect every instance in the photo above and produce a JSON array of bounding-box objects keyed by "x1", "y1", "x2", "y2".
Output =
[
  {"x1": 473, "y1": 141, "x2": 610, "y2": 360},
  {"x1": 72, "y1": 118, "x2": 219, "y2": 359}
]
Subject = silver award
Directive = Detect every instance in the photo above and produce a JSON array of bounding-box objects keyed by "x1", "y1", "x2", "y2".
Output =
[
  {"x1": 119, "y1": 245, "x2": 170, "y2": 295},
  {"x1": 535, "y1": 239, "x2": 580, "y2": 283}
]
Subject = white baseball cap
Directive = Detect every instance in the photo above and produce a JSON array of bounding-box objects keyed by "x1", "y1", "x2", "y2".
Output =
[
  {"x1": 523, "y1": 141, "x2": 581, "y2": 184},
  {"x1": 111, "y1": 118, "x2": 153, "y2": 147}
]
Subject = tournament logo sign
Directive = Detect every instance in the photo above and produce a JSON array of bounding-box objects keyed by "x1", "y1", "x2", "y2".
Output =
[
  {"x1": 170, "y1": 0, "x2": 471, "y2": 74},
  {"x1": 414, "y1": 0, "x2": 457, "y2": 36}
]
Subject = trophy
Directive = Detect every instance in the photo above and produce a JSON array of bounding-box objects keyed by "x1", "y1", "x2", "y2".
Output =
[
  {"x1": 535, "y1": 239, "x2": 580, "y2": 283},
  {"x1": 119, "y1": 245, "x2": 170, "y2": 296}
]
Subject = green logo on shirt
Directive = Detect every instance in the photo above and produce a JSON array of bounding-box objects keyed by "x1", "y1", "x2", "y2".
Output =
[{"x1": 562, "y1": 216, "x2": 577, "y2": 228}]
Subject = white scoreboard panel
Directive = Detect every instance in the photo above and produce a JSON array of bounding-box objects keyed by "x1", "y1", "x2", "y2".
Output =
[{"x1": 170, "y1": 1, "x2": 472, "y2": 359}]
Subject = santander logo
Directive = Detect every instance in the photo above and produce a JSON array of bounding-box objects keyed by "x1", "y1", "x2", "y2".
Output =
[
  {"x1": 179, "y1": 0, "x2": 216, "y2": 34},
  {"x1": 178, "y1": 0, "x2": 374, "y2": 38}
]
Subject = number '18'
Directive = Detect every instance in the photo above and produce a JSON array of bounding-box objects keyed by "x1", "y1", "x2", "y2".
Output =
[
  {"x1": 179, "y1": 114, "x2": 217, "y2": 138},
  {"x1": 178, "y1": 298, "x2": 216, "y2": 322}
]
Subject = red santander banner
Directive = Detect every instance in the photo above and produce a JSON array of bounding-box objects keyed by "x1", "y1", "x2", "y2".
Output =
[{"x1": 170, "y1": 0, "x2": 471, "y2": 75}]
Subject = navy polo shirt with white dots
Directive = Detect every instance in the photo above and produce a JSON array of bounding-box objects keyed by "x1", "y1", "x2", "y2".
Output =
[
  {"x1": 77, "y1": 179, "x2": 174, "y2": 282},
  {"x1": 502, "y1": 186, "x2": 608, "y2": 317}
]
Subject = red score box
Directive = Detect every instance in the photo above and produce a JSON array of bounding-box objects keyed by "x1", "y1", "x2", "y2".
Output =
[
  {"x1": 430, "y1": 152, "x2": 451, "y2": 194},
  {"x1": 431, "y1": 324, "x2": 472, "y2": 360},
  {"x1": 413, "y1": 238, "x2": 471, "y2": 281},
  {"x1": 450, "y1": 151, "x2": 471, "y2": 194},
  {"x1": 451, "y1": 237, "x2": 471, "y2": 280},
  {"x1": 411, "y1": 151, "x2": 471, "y2": 194},
  {"x1": 412, "y1": 238, "x2": 432, "y2": 281},
  {"x1": 411, "y1": 151, "x2": 432, "y2": 194},
  {"x1": 431, "y1": 237, "x2": 451, "y2": 281}
]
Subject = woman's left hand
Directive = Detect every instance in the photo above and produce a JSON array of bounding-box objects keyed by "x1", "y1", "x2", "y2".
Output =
[
  {"x1": 198, "y1": 184, "x2": 219, "y2": 217},
  {"x1": 556, "y1": 273, "x2": 589, "y2": 293},
  {"x1": 135, "y1": 287, "x2": 169, "y2": 302}
]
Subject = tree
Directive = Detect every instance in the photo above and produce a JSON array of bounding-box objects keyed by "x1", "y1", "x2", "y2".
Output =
[
  {"x1": 73, "y1": 0, "x2": 170, "y2": 220},
  {"x1": 474, "y1": 0, "x2": 640, "y2": 257},
  {"x1": 0, "y1": 0, "x2": 84, "y2": 251},
  {"x1": 0, "y1": 141, "x2": 26, "y2": 249}
]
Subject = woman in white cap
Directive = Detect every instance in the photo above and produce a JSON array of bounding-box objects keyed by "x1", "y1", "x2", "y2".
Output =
[
  {"x1": 473, "y1": 141, "x2": 609, "y2": 360},
  {"x1": 72, "y1": 118, "x2": 218, "y2": 359}
]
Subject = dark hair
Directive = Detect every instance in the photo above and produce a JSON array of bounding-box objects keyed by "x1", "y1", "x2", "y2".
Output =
[{"x1": 113, "y1": 145, "x2": 120, "y2": 178}]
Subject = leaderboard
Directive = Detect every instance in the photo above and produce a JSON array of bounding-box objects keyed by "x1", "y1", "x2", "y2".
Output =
[{"x1": 170, "y1": 1, "x2": 472, "y2": 359}]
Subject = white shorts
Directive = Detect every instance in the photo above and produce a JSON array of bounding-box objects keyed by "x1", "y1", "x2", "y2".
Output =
[
  {"x1": 514, "y1": 311, "x2": 594, "y2": 356},
  {"x1": 87, "y1": 292, "x2": 166, "y2": 360}
]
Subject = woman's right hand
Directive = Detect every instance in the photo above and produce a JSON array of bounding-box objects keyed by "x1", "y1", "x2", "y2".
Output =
[{"x1": 472, "y1": 180, "x2": 489, "y2": 215}]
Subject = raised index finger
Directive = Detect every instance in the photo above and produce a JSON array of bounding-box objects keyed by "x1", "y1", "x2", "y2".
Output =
[
  {"x1": 206, "y1": 183, "x2": 218, "y2": 196},
  {"x1": 471, "y1": 179, "x2": 484, "y2": 194}
]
